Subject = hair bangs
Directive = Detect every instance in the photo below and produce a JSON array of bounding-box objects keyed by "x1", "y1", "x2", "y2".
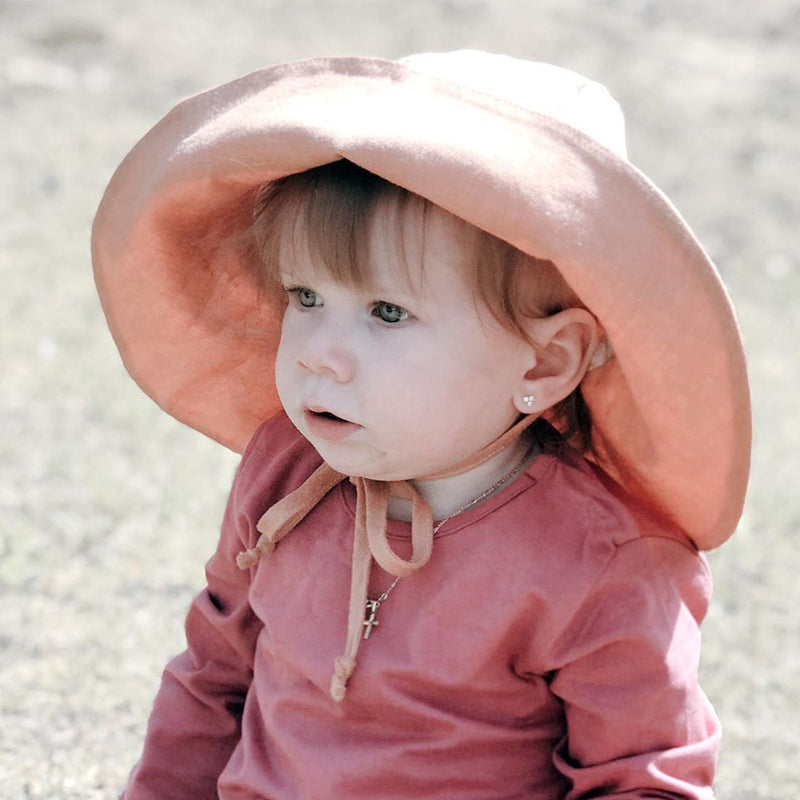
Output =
[{"x1": 252, "y1": 160, "x2": 424, "y2": 297}]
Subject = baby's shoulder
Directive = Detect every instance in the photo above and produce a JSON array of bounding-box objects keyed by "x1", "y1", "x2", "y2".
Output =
[
  {"x1": 516, "y1": 450, "x2": 709, "y2": 612},
  {"x1": 533, "y1": 447, "x2": 699, "y2": 556}
]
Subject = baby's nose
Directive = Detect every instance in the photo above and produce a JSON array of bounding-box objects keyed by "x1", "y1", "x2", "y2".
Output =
[{"x1": 297, "y1": 325, "x2": 355, "y2": 383}]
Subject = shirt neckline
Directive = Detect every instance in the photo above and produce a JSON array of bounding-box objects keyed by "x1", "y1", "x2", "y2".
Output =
[{"x1": 335, "y1": 451, "x2": 559, "y2": 541}]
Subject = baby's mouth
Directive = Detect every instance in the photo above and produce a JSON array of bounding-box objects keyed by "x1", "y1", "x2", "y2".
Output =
[
  {"x1": 313, "y1": 410, "x2": 344, "y2": 422},
  {"x1": 303, "y1": 407, "x2": 360, "y2": 441}
]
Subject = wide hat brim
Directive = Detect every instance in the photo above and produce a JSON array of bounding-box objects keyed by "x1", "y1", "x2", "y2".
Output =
[{"x1": 92, "y1": 52, "x2": 750, "y2": 550}]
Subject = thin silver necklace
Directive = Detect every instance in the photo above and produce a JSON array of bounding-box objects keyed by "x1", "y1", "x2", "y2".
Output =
[{"x1": 362, "y1": 445, "x2": 532, "y2": 639}]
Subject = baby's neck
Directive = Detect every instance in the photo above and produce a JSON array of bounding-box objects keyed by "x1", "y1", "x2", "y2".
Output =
[{"x1": 386, "y1": 436, "x2": 534, "y2": 523}]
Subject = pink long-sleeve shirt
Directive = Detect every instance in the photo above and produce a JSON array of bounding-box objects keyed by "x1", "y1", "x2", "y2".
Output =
[{"x1": 122, "y1": 413, "x2": 720, "y2": 799}]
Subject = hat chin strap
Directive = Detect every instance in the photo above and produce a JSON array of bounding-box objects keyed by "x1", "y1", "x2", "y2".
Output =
[{"x1": 236, "y1": 413, "x2": 538, "y2": 701}]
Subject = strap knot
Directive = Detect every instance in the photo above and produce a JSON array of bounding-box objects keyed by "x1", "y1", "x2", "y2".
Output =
[
  {"x1": 235, "y1": 538, "x2": 275, "y2": 570},
  {"x1": 330, "y1": 655, "x2": 356, "y2": 702}
]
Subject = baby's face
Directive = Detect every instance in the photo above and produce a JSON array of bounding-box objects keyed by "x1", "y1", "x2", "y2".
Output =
[{"x1": 274, "y1": 206, "x2": 532, "y2": 480}]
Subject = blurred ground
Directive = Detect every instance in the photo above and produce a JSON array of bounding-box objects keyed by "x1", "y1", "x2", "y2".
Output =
[{"x1": 1, "y1": 1, "x2": 798, "y2": 797}]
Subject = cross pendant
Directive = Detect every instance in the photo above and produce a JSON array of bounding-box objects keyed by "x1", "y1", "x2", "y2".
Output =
[{"x1": 363, "y1": 599, "x2": 381, "y2": 639}]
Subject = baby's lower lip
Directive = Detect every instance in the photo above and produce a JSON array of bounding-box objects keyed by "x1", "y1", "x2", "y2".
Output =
[{"x1": 303, "y1": 409, "x2": 361, "y2": 441}]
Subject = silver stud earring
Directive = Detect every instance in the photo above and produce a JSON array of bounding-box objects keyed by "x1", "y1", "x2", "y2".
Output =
[{"x1": 522, "y1": 394, "x2": 536, "y2": 408}]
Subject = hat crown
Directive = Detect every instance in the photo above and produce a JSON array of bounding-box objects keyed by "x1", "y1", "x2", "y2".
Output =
[{"x1": 402, "y1": 50, "x2": 627, "y2": 158}]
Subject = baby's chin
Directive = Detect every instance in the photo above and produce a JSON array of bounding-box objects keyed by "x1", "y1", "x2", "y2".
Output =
[{"x1": 304, "y1": 437, "x2": 423, "y2": 483}]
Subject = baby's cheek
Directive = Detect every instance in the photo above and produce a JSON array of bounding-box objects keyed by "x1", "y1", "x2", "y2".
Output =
[{"x1": 273, "y1": 351, "x2": 296, "y2": 411}]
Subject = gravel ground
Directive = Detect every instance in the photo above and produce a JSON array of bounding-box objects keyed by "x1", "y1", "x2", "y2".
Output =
[{"x1": 2, "y1": 1, "x2": 798, "y2": 797}]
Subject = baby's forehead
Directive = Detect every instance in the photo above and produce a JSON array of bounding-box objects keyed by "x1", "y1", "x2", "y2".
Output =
[{"x1": 280, "y1": 197, "x2": 475, "y2": 293}]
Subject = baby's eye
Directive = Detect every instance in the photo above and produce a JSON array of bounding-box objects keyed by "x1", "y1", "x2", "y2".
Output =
[
  {"x1": 372, "y1": 301, "x2": 410, "y2": 324},
  {"x1": 288, "y1": 287, "x2": 320, "y2": 308}
]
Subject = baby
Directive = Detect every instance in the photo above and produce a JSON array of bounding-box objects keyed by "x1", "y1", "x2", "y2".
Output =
[{"x1": 92, "y1": 51, "x2": 750, "y2": 799}]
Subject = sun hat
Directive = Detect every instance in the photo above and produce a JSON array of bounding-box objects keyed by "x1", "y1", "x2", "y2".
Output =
[{"x1": 91, "y1": 50, "x2": 750, "y2": 553}]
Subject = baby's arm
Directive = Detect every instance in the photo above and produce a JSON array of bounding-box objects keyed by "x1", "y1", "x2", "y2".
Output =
[
  {"x1": 120, "y1": 463, "x2": 264, "y2": 799},
  {"x1": 548, "y1": 535, "x2": 719, "y2": 799}
]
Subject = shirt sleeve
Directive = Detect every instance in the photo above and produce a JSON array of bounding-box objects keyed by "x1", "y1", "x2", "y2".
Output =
[
  {"x1": 120, "y1": 459, "x2": 263, "y2": 800},
  {"x1": 547, "y1": 535, "x2": 720, "y2": 799}
]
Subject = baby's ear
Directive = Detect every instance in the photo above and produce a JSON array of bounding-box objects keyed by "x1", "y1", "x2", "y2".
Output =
[{"x1": 512, "y1": 308, "x2": 601, "y2": 415}]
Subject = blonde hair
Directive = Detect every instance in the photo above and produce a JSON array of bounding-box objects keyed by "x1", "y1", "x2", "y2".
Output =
[{"x1": 251, "y1": 160, "x2": 592, "y2": 451}]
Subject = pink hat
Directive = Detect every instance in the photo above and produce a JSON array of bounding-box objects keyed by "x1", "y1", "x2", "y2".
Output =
[{"x1": 91, "y1": 51, "x2": 750, "y2": 550}]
